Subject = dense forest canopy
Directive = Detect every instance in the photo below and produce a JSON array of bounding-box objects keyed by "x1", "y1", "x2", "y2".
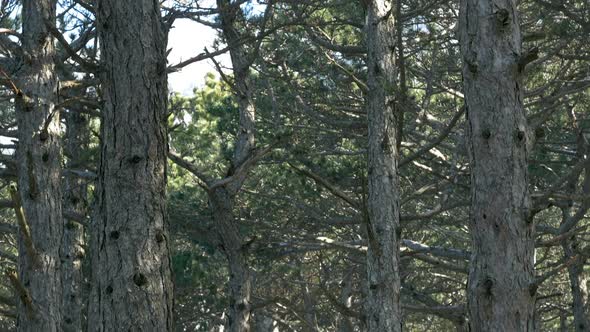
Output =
[{"x1": 0, "y1": 0, "x2": 588, "y2": 331}]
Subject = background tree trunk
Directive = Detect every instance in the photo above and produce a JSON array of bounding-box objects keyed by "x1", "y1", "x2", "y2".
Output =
[
  {"x1": 460, "y1": 0, "x2": 535, "y2": 330},
  {"x1": 365, "y1": 1, "x2": 403, "y2": 331},
  {"x1": 563, "y1": 238, "x2": 589, "y2": 332},
  {"x1": 60, "y1": 108, "x2": 88, "y2": 332},
  {"x1": 14, "y1": 0, "x2": 63, "y2": 330},
  {"x1": 88, "y1": 0, "x2": 174, "y2": 330},
  {"x1": 210, "y1": 188, "x2": 252, "y2": 332}
]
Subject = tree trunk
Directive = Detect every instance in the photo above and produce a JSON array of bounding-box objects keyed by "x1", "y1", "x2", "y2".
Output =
[
  {"x1": 337, "y1": 269, "x2": 354, "y2": 332},
  {"x1": 563, "y1": 238, "x2": 589, "y2": 332},
  {"x1": 216, "y1": 0, "x2": 256, "y2": 167},
  {"x1": 14, "y1": 0, "x2": 62, "y2": 330},
  {"x1": 88, "y1": 0, "x2": 174, "y2": 330},
  {"x1": 210, "y1": 1, "x2": 261, "y2": 331},
  {"x1": 60, "y1": 108, "x2": 88, "y2": 332},
  {"x1": 210, "y1": 188, "x2": 252, "y2": 332},
  {"x1": 365, "y1": 1, "x2": 403, "y2": 332},
  {"x1": 460, "y1": 0, "x2": 535, "y2": 330},
  {"x1": 253, "y1": 313, "x2": 274, "y2": 332}
]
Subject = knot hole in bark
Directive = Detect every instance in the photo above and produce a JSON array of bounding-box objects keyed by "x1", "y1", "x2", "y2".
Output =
[
  {"x1": 39, "y1": 129, "x2": 49, "y2": 141},
  {"x1": 482, "y1": 129, "x2": 491, "y2": 139},
  {"x1": 129, "y1": 155, "x2": 143, "y2": 164},
  {"x1": 495, "y1": 8, "x2": 510, "y2": 29},
  {"x1": 155, "y1": 230, "x2": 165, "y2": 243},
  {"x1": 109, "y1": 230, "x2": 119, "y2": 240},
  {"x1": 483, "y1": 278, "x2": 493, "y2": 296},
  {"x1": 493, "y1": 223, "x2": 500, "y2": 235},
  {"x1": 236, "y1": 302, "x2": 247, "y2": 311},
  {"x1": 515, "y1": 130, "x2": 525, "y2": 142},
  {"x1": 529, "y1": 283, "x2": 538, "y2": 297},
  {"x1": 75, "y1": 249, "x2": 85, "y2": 259},
  {"x1": 105, "y1": 285, "x2": 113, "y2": 294},
  {"x1": 133, "y1": 272, "x2": 148, "y2": 287}
]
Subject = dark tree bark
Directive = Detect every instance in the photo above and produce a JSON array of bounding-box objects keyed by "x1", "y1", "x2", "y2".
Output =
[
  {"x1": 563, "y1": 237, "x2": 589, "y2": 332},
  {"x1": 365, "y1": 1, "x2": 403, "y2": 331},
  {"x1": 88, "y1": 0, "x2": 174, "y2": 330},
  {"x1": 209, "y1": 188, "x2": 252, "y2": 332},
  {"x1": 13, "y1": 0, "x2": 63, "y2": 330},
  {"x1": 60, "y1": 107, "x2": 89, "y2": 332},
  {"x1": 336, "y1": 269, "x2": 354, "y2": 332},
  {"x1": 460, "y1": 0, "x2": 535, "y2": 330}
]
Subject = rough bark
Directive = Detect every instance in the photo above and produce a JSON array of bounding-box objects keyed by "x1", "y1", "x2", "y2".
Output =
[
  {"x1": 209, "y1": 1, "x2": 261, "y2": 331},
  {"x1": 300, "y1": 267, "x2": 318, "y2": 332},
  {"x1": 365, "y1": 1, "x2": 403, "y2": 331},
  {"x1": 460, "y1": 0, "x2": 535, "y2": 330},
  {"x1": 217, "y1": 0, "x2": 256, "y2": 168},
  {"x1": 88, "y1": 0, "x2": 174, "y2": 330},
  {"x1": 563, "y1": 238, "x2": 589, "y2": 332},
  {"x1": 253, "y1": 314, "x2": 274, "y2": 332},
  {"x1": 210, "y1": 188, "x2": 252, "y2": 332},
  {"x1": 337, "y1": 269, "x2": 354, "y2": 332},
  {"x1": 14, "y1": 0, "x2": 63, "y2": 330},
  {"x1": 60, "y1": 108, "x2": 88, "y2": 332}
]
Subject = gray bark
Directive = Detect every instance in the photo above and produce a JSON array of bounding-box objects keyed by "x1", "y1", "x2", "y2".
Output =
[
  {"x1": 563, "y1": 238, "x2": 589, "y2": 332},
  {"x1": 88, "y1": 0, "x2": 174, "y2": 330},
  {"x1": 460, "y1": 0, "x2": 535, "y2": 330},
  {"x1": 60, "y1": 108, "x2": 88, "y2": 332},
  {"x1": 209, "y1": 1, "x2": 262, "y2": 331},
  {"x1": 253, "y1": 314, "x2": 274, "y2": 332},
  {"x1": 337, "y1": 269, "x2": 354, "y2": 332},
  {"x1": 300, "y1": 271, "x2": 318, "y2": 332},
  {"x1": 365, "y1": 1, "x2": 402, "y2": 331},
  {"x1": 217, "y1": 0, "x2": 256, "y2": 167},
  {"x1": 14, "y1": 0, "x2": 63, "y2": 330},
  {"x1": 210, "y1": 188, "x2": 252, "y2": 332}
]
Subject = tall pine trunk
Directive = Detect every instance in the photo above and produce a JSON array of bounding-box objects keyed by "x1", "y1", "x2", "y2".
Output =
[
  {"x1": 88, "y1": 0, "x2": 174, "y2": 330},
  {"x1": 13, "y1": 0, "x2": 63, "y2": 330},
  {"x1": 61, "y1": 108, "x2": 88, "y2": 332},
  {"x1": 460, "y1": 0, "x2": 535, "y2": 330},
  {"x1": 365, "y1": 1, "x2": 402, "y2": 331}
]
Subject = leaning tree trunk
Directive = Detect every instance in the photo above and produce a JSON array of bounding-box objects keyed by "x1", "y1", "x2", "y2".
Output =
[
  {"x1": 365, "y1": 1, "x2": 403, "y2": 331},
  {"x1": 88, "y1": 0, "x2": 174, "y2": 330},
  {"x1": 60, "y1": 107, "x2": 89, "y2": 332},
  {"x1": 13, "y1": 0, "x2": 62, "y2": 330},
  {"x1": 460, "y1": 0, "x2": 535, "y2": 330}
]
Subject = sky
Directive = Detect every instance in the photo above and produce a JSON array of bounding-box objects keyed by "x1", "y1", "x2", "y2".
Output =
[
  {"x1": 165, "y1": 0, "x2": 266, "y2": 95},
  {"x1": 166, "y1": 18, "x2": 231, "y2": 96}
]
